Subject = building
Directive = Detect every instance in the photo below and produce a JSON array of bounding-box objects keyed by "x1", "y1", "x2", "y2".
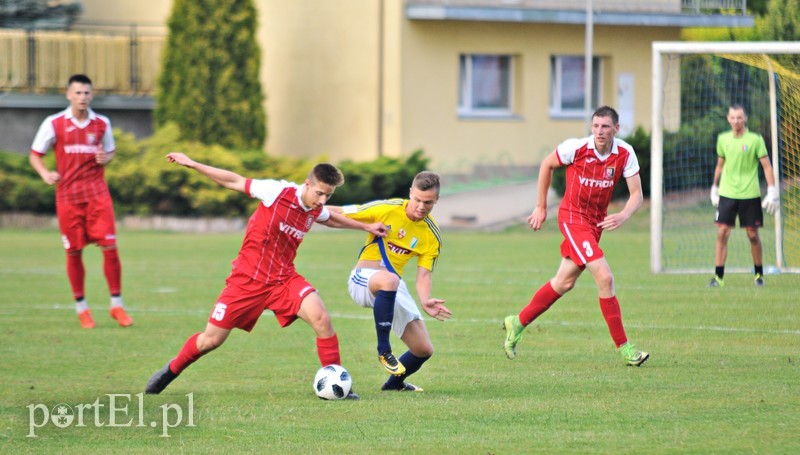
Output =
[{"x1": 0, "y1": 0, "x2": 752, "y2": 172}]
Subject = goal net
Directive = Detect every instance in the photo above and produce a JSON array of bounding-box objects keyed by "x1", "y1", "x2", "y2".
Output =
[{"x1": 651, "y1": 41, "x2": 800, "y2": 274}]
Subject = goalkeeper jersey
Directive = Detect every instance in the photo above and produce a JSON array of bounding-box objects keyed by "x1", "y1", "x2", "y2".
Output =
[
  {"x1": 717, "y1": 129, "x2": 768, "y2": 199},
  {"x1": 341, "y1": 199, "x2": 441, "y2": 277}
]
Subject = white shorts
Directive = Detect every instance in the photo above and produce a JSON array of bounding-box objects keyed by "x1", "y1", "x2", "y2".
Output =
[{"x1": 348, "y1": 268, "x2": 422, "y2": 338}]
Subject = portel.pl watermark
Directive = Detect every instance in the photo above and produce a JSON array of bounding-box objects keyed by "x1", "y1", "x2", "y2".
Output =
[{"x1": 27, "y1": 393, "x2": 195, "y2": 438}]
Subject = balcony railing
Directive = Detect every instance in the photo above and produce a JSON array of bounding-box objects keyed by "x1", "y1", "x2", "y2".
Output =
[{"x1": 0, "y1": 26, "x2": 164, "y2": 96}]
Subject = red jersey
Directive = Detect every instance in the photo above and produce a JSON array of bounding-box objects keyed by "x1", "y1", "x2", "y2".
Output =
[
  {"x1": 231, "y1": 179, "x2": 331, "y2": 283},
  {"x1": 31, "y1": 107, "x2": 115, "y2": 205},
  {"x1": 556, "y1": 136, "x2": 639, "y2": 226}
]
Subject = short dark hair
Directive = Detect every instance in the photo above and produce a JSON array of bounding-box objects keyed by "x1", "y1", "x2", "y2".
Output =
[
  {"x1": 729, "y1": 104, "x2": 746, "y2": 115},
  {"x1": 68, "y1": 74, "x2": 92, "y2": 86},
  {"x1": 412, "y1": 171, "x2": 440, "y2": 194},
  {"x1": 592, "y1": 105, "x2": 619, "y2": 125},
  {"x1": 309, "y1": 163, "x2": 345, "y2": 187}
]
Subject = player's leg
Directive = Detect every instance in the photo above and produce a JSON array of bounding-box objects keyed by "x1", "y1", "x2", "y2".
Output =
[
  {"x1": 710, "y1": 197, "x2": 736, "y2": 287},
  {"x1": 741, "y1": 198, "x2": 765, "y2": 286},
  {"x1": 503, "y1": 255, "x2": 582, "y2": 360},
  {"x1": 146, "y1": 273, "x2": 260, "y2": 394},
  {"x1": 382, "y1": 283, "x2": 428, "y2": 392},
  {"x1": 745, "y1": 227, "x2": 765, "y2": 285},
  {"x1": 57, "y1": 201, "x2": 93, "y2": 328},
  {"x1": 365, "y1": 270, "x2": 405, "y2": 376},
  {"x1": 296, "y1": 288, "x2": 361, "y2": 399},
  {"x1": 296, "y1": 291, "x2": 341, "y2": 366},
  {"x1": 585, "y1": 258, "x2": 649, "y2": 366},
  {"x1": 88, "y1": 195, "x2": 132, "y2": 326},
  {"x1": 347, "y1": 268, "x2": 405, "y2": 376},
  {"x1": 146, "y1": 323, "x2": 231, "y2": 395}
]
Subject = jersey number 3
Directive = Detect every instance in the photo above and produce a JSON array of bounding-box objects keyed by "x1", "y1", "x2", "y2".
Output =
[{"x1": 582, "y1": 241, "x2": 594, "y2": 258}]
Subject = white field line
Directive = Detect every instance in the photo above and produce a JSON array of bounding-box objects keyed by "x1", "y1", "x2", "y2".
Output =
[{"x1": 4, "y1": 304, "x2": 800, "y2": 336}]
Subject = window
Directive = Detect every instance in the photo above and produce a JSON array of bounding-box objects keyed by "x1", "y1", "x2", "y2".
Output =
[
  {"x1": 550, "y1": 55, "x2": 602, "y2": 118},
  {"x1": 459, "y1": 54, "x2": 513, "y2": 117}
]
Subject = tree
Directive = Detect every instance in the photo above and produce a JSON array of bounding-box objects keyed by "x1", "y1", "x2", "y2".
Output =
[
  {"x1": 155, "y1": 0, "x2": 267, "y2": 150},
  {"x1": 755, "y1": 0, "x2": 799, "y2": 42},
  {"x1": 755, "y1": 0, "x2": 800, "y2": 66}
]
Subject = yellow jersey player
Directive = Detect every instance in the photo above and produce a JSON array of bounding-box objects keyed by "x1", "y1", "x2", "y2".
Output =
[{"x1": 330, "y1": 171, "x2": 452, "y2": 392}]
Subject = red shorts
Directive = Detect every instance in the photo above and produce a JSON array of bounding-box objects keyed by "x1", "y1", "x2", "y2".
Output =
[
  {"x1": 559, "y1": 221, "x2": 605, "y2": 267},
  {"x1": 208, "y1": 269, "x2": 317, "y2": 332},
  {"x1": 56, "y1": 195, "x2": 117, "y2": 252}
]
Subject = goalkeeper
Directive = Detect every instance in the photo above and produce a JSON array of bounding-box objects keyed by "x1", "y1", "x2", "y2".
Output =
[{"x1": 709, "y1": 104, "x2": 777, "y2": 287}]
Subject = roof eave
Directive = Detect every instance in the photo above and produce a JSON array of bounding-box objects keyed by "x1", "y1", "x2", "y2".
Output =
[{"x1": 406, "y1": 5, "x2": 755, "y2": 28}]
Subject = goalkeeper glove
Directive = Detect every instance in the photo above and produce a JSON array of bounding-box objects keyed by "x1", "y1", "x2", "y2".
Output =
[
  {"x1": 762, "y1": 186, "x2": 779, "y2": 215},
  {"x1": 710, "y1": 185, "x2": 720, "y2": 207}
]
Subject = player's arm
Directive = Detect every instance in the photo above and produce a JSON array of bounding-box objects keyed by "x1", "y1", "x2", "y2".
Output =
[
  {"x1": 29, "y1": 152, "x2": 60, "y2": 185},
  {"x1": 712, "y1": 156, "x2": 725, "y2": 187},
  {"x1": 317, "y1": 210, "x2": 387, "y2": 238},
  {"x1": 528, "y1": 151, "x2": 561, "y2": 231},
  {"x1": 759, "y1": 156, "x2": 776, "y2": 188},
  {"x1": 165, "y1": 152, "x2": 247, "y2": 193},
  {"x1": 415, "y1": 266, "x2": 451, "y2": 321},
  {"x1": 710, "y1": 156, "x2": 725, "y2": 207},
  {"x1": 598, "y1": 173, "x2": 643, "y2": 231},
  {"x1": 29, "y1": 119, "x2": 60, "y2": 185},
  {"x1": 96, "y1": 123, "x2": 116, "y2": 165}
]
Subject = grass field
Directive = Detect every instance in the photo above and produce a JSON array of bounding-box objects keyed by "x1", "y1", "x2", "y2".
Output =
[{"x1": 1, "y1": 213, "x2": 799, "y2": 454}]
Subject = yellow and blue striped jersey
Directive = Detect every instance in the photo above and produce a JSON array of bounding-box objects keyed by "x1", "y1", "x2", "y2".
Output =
[{"x1": 341, "y1": 199, "x2": 442, "y2": 276}]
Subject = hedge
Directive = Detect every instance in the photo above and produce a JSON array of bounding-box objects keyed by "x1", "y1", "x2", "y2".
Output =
[{"x1": 0, "y1": 124, "x2": 429, "y2": 217}]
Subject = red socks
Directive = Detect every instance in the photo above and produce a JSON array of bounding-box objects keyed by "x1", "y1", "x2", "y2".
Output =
[
  {"x1": 102, "y1": 248, "x2": 122, "y2": 296},
  {"x1": 66, "y1": 252, "x2": 85, "y2": 300},
  {"x1": 316, "y1": 333, "x2": 341, "y2": 366},
  {"x1": 170, "y1": 333, "x2": 203, "y2": 374},
  {"x1": 520, "y1": 281, "x2": 628, "y2": 348},
  {"x1": 168, "y1": 332, "x2": 342, "y2": 376},
  {"x1": 66, "y1": 248, "x2": 122, "y2": 299},
  {"x1": 519, "y1": 281, "x2": 562, "y2": 326},
  {"x1": 599, "y1": 296, "x2": 628, "y2": 348}
]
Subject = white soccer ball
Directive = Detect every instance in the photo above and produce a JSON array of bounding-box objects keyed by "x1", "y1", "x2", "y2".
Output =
[{"x1": 313, "y1": 364, "x2": 352, "y2": 400}]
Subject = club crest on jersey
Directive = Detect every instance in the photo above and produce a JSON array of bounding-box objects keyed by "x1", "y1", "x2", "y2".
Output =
[
  {"x1": 305, "y1": 216, "x2": 314, "y2": 229},
  {"x1": 397, "y1": 228, "x2": 406, "y2": 239},
  {"x1": 86, "y1": 133, "x2": 97, "y2": 145},
  {"x1": 604, "y1": 166, "x2": 616, "y2": 180}
]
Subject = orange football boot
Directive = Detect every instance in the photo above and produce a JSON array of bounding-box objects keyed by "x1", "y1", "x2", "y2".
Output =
[{"x1": 110, "y1": 307, "x2": 134, "y2": 327}]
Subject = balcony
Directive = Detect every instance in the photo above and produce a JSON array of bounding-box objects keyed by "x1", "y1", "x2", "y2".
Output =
[{"x1": 0, "y1": 24, "x2": 164, "y2": 97}]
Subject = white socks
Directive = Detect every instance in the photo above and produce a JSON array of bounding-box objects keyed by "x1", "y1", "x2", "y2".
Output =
[
  {"x1": 75, "y1": 298, "x2": 89, "y2": 314},
  {"x1": 110, "y1": 295, "x2": 124, "y2": 308}
]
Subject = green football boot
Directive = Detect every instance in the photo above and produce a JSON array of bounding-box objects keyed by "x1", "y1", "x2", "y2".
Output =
[{"x1": 502, "y1": 315, "x2": 525, "y2": 359}]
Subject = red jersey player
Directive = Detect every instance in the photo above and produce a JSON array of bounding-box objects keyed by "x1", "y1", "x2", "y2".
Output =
[
  {"x1": 502, "y1": 105, "x2": 650, "y2": 366},
  {"x1": 145, "y1": 153, "x2": 387, "y2": 399},
  {"x1": 29, "y1": 74, "x2": 133, "y2": 329}
]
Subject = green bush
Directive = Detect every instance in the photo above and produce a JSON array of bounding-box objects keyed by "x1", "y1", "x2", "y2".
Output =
[
  {"x1": 0, "y1": 150, "x2": 55, "y2": 212},
  {"x1": 330, "y1": 150, "x2": 430, "y2": 205},
  {"x1": 1, "y1": 127, "x2": 431, "y2": 217}
]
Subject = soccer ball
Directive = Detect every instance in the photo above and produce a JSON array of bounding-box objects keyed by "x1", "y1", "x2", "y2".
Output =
[{"x1": 313, "y1": 364, "x2": 352, "y2": 400}]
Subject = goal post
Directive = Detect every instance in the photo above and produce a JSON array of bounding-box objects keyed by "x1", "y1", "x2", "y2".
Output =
[{"x1": 651, "y1": 41, "x2": 800, "y2": 274}]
